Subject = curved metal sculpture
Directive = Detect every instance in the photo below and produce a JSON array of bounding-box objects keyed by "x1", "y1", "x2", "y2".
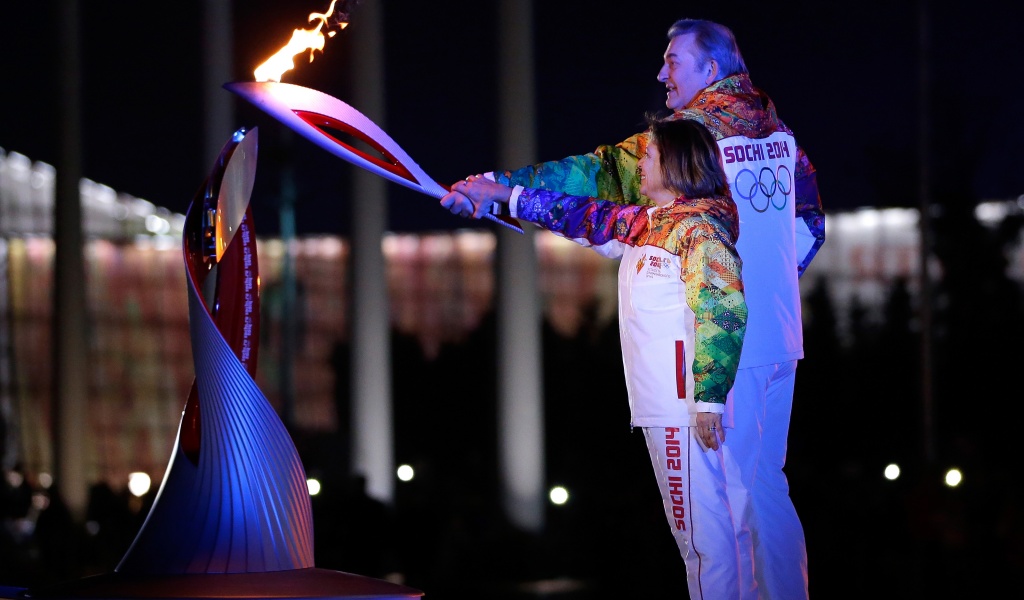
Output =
[
  {"x1": 116, "y1": 126, "x2": 314, "y2": 574},
  {"x1": 1, "y1": 127, "x2": 422, "y2": 598}
]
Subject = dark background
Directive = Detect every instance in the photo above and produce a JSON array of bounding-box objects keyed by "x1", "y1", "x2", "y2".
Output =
[
  {"x1": 2, "y1": 1, "x2": 1023, "y2": 235},
  {"x1": 2, "y1": 1, "x2": 1024, "y2": 599}
]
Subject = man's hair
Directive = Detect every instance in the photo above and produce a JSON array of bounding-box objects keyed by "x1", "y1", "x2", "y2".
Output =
[
  {"x1": 667, "y1": 19, "x2": 748, "y2": 79},
  {"x1": 646, "y1": 115, "x2": 729, "y2": 199}
]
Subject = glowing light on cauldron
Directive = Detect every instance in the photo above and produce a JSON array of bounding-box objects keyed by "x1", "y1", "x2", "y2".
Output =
[{"x1": 254, "y1": 0, "x2": 347, "y2": 83}]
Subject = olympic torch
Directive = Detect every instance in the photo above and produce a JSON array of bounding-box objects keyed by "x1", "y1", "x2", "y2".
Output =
[{"x1": 228, "y1": 1, "x2": 523, "y2": 233}]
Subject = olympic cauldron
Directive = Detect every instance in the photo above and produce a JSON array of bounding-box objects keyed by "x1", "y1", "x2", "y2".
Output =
[{"x1": 0, "y1": 127, "x2": 422, "y2": 600}]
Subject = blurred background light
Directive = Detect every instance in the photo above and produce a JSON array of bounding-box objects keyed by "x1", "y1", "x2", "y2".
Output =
[{"x1": 128, "y1": 472, "x2": 152, "y2": 497}]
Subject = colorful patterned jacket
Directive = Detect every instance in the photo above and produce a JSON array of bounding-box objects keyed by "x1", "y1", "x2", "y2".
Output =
[
  {"x1": 510, "y1": 187, "x2": 747, "y2": 420},
  {"x1": 497, "y1": 74, "x2": 822, "y2": 370}
]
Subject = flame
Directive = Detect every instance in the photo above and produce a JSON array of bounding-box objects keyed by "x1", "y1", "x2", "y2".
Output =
[{"x1": 254, "y1": 0, "x2": 348, "y2": 83}]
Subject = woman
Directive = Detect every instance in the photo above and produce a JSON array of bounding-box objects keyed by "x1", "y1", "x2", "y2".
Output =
[{"x1": 445, "y1": 116, "x2": 748, "y2": 598}]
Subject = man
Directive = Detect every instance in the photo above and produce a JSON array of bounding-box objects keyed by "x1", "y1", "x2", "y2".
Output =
[{"x1": 443, "y1": 18, "x2": 824, "y2": 600}]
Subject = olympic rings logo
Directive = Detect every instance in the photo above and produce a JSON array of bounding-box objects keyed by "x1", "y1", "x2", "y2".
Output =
[{"x1": 733, "y1": 165, "x2": 792, "y2": 213}]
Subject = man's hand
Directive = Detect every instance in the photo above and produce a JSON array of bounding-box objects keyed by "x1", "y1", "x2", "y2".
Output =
[
  {"x1": 441, "y1": 174, "x2": 512, "y2": 219},
  {"x1": 440, "y1": 187, "x2": 477, "y2": 218}
]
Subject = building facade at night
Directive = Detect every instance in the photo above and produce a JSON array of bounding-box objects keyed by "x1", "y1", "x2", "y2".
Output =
[{"x1": 2, "y1": 146, "x2": 1022, "y2": 496}]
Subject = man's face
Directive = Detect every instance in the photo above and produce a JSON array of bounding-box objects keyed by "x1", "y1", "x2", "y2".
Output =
[{"x1": 657, "y1": 33, "x2": 713, "y2": 111}]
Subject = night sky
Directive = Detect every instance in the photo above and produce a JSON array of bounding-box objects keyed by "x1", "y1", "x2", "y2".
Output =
[{"x1": 1, "y1": 0, "x2": 1022, "y2": 236}]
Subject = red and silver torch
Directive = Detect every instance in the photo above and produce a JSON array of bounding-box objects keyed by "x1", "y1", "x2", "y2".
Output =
[{"x1": 226, "y1": 1, "x2": 523, "y2": 233}]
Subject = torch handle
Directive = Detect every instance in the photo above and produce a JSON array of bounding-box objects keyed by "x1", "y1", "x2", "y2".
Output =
[
  {"x1": 435, "y1": 182, "x2": 523, "y2": 233},
  {"x1": 483, "y1": 212, "x2": 524, "y2": 232}
]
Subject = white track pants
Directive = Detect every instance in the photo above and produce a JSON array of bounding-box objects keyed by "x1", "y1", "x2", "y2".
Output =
[
  {"x1": 727, "y1": 361, "x2": 808, "y2": 600},
  {"x1": 644, "y1": 426, "x2": 753, "y2": 600}
]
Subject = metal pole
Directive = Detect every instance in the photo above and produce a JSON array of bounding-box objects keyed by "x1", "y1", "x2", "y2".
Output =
[
  {"x1": 918, "y1": 0, "x2": 935, "y2": 464},
  {"x1": 53, "y1": 0, "x2": 88, "y2": 520},
  {"x1": 202, "y1": 0, "x2": 234, "y2": 169},
  {"x1": 496, "y1": 0, "x2": 544, "y2": 533},
  {"x1": 349, "y1": 0, "x2": 394, "y2": 504}
]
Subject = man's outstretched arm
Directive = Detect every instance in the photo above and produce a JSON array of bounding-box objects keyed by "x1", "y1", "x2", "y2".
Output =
[{"x1": 495, "y1": 133, "x2": 652, "y2": 206}]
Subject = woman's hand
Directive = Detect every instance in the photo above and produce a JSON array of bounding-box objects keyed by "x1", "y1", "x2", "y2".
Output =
[
  {"x1": 695, "y1": 412, "x2": 725, "y2": 451},
  {"x1": 440, "y1": 174, "x2": 512, "y2": 219}
]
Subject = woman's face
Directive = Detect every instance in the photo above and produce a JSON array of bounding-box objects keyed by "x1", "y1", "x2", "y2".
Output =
[{"x1": 639, "y1": 140, "x2": 675, "y2": 206}]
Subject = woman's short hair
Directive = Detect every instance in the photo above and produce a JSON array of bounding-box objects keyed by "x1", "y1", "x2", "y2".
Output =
[{"x1": 646, "y1": 115, "x2": 729, "y2": 199}]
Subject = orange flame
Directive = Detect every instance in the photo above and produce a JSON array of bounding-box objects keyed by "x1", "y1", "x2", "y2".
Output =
[{"x1": 254, "y1": 0, "x2": 347, "y2": 83}]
